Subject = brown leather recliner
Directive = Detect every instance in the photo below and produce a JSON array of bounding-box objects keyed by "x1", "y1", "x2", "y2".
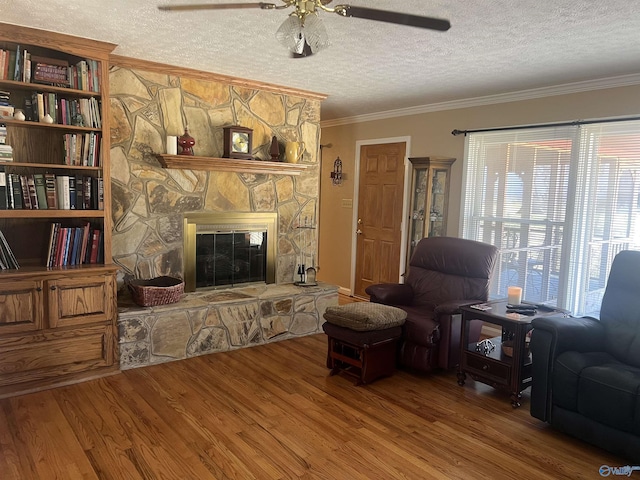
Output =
[{"x1": 365, "y1": 236, "x2": 499, "y2": 372}]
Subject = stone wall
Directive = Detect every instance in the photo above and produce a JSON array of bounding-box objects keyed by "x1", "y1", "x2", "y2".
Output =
[
  {"x1": 118, "y1": 283, "x2": 338, "y2": 369},
  {"x1": 109, "y1": 65, "x2": 322, "y2": 288}
]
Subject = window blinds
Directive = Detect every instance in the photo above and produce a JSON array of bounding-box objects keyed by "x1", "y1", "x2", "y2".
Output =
[{"x1": 462, "y1": 120, "x2": 640, "y2": 316}]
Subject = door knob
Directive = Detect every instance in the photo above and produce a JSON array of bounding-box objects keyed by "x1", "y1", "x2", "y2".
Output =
[
  {"x1": 356, "y1": 229, "x2": 362, "y2": 235},
  {"x1": 357, "y1": 218, "x2": 362, "y2": 225}
]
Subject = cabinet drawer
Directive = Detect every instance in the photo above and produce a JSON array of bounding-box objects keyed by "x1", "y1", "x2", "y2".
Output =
[
  {"x1": 48, "y1": 274, "x2": 115, "y2": 328},
  {"x1": 464, "y1": 353, "x2": 511, "y2": 384},
  {"x1": 0, "y1": 325, "x2": 113, "y2": 388},
  {"x1": 0, "y1": 280, "x2": 44, "y2": 334}
]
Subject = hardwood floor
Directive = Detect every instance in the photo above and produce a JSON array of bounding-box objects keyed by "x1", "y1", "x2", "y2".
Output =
[{"x1": 0, "y1": 333, "x2": 625, "y2": 479}]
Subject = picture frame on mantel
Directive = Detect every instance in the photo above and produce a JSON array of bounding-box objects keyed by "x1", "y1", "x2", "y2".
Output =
[{"x1": 223, "y1": 125, "x2": 253, "y2": 160}]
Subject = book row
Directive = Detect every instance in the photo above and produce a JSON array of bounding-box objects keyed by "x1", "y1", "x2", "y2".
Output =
[
  {"x1": 64, "y1": 132, "x2": 101, "y2": 167},
  {"x1": 46, "y1": 222, "x2": 103, "y2": 268},
  {"x1": 0, "y1": 130, "x2": 101, "y2": 166},
  {"x1": 24, "y1": 93, "x2": 102, "y2": 128},
  {"x1": 0, "y1": 228, "x2": 19, "y2": 270},
  {"x1": 0, "y1": 171, "x2": 104, "y2": 211},
  {"x1": 0, "y1": 46, "x2": 101, "y2": 92}
]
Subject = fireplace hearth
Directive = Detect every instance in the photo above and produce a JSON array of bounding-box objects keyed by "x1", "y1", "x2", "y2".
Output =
[{"x1": 184, "y1": 212, "x2": 277, "y2": 292}]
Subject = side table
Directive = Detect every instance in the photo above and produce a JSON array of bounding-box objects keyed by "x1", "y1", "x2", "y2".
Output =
[{"x1": 457, "y1": 299, "x2": 570, "y2": 407}]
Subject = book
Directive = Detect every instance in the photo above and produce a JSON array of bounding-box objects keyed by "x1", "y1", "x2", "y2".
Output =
[
  {"x1": 26, "y1": 175, "x2": 38, "y2": 209},
  {"x1": 63, "y1": 227, "x2": 74, "y2": 265},
  {"x1": 56, "y1": 175, "x2": 70, "y2": 210},
  {"x1": 31, "y1": 55, "x2": 69, "y2": 87},
  {"x1": 81, "y1": 176, "x2": 91, "y2": 210},
  {"x1": 23, "y1": 49, "x2": 31, "y2": 83},
  {"x1": 89, "y1": 229, "x2": 101, "y2": 264},
  {"x1": 91, "y1": 177, "x2": 99, "y2": 210},
  {"x1": 97, "y1": 177, "x2": 104, "y2": 210},
  {"x1": 68, "y1": 175, "x2": 76, "y2": 209},
  {"x1": 6, "y1": 172, "x2": 14, "y2": 209},
  {"x1": 0, "y1": 50, "x2": 6, "y2": 80},
  {"x1": 33, "y1": 173, "x2": 48, "y2": 210},
  {"x1": 9, "y1": 174, "x2": 22, "y2": 209},
  {"x1": 70, "y1": 227, "x2": 82, "y2": 265},
  {"x1": 0, "y1": 166, "x2": 6, "y2": 209},
  {"x1": 55, "y1": 227, "x2": 68, "y2": 267},
  {"x1": 44, "y1": 173, "x2": 57, "y2": 209},
  {"x1": 79, "y1": 222, "x2": 90, "y2": 265},
  {"x1": 0, "y1": 228, "x2": 19, "y2": 269},
  {"x1": 23, "y1": 95, "x2": 34, "y2": 122},
  {"x1": 36, "y1": 92, "x2": 45, "y2": 122},
  {"x1": 19, "y1": 175, "x2": 31, "y2": 209},
  {"x1": 46, "y1": 223, "x2": 60, "y2": 268},
  {"x1": 13, "y1": 45, "x2": 21, "y2": 81},
  {"x1": 6, "y1": 50, "x2": 15, "y2": 82}
]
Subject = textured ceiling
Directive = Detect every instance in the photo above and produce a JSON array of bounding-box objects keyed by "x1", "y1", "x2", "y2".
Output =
[{"x1": 2, "y1": 0, "x2": 640, "y2": 121}]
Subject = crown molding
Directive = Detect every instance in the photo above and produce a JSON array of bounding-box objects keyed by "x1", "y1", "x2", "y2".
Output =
[{"x1": 320, "y1": 73, "x2": 640, "y2": 128}]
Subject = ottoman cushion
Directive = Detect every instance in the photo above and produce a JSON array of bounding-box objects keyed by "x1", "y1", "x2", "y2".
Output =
[{"x1": 323, "y1": 303, "x2": 407, "y2": 331}]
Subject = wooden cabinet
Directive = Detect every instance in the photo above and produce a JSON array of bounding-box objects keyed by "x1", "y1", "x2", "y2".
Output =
[
  {"x1": 0, "y1": 268, "x2": 117, "y2": 397},
  {"x1": 406, "y1": 157, "x2": 455, "y2": 267},
  {"x1": 0, "y1": 279, "x2": 44, "y2": 334},
  {"x1": 0, "y1": 24, "x2": 118, "y2": 398}
]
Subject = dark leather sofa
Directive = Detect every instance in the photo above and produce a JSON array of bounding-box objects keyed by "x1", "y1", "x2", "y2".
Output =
[
  {"x1": 530, "y1": 249, "x2": 640, "y2": 461},
  {"x1": 365, "y1": 236, "x2": 499, "y2": 372}
]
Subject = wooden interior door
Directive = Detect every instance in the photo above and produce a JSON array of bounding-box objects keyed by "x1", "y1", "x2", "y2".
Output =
[{"x1": 354, "y1": 142, "x2": 406, "y2": 298}]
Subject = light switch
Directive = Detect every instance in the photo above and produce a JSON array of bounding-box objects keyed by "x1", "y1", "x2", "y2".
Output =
[{"x1": 341, "y1": 199, "x2": 353, "y2": 208}]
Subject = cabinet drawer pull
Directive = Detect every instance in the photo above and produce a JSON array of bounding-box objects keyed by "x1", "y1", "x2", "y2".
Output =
[
  {"x1": 36, "y1": 287, "x2": 42, "y2": 292},
  {"x1": 50, "y1": 286, "x2": 57, "y2": 291}
]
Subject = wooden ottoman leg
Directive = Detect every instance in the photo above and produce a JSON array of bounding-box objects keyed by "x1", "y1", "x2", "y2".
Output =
[{"x1": 360, "y1": 338, "x2": 399, "y2": 384}]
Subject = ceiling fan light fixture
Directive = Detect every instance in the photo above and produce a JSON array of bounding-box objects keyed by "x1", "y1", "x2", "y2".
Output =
[{"x1": 275, "y1": 13, "x2": 329, "y2": 56}]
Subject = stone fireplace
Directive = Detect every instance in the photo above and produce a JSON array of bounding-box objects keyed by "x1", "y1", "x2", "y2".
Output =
[
  {"x1": 109, "y1": 63, "x2": 322, "y2": 288},
  {"x1": 110, "y1": 60, "x2": 334, "y2": 371},
  {"x1": 183, "y1": 212, "x2": 277, "y2": 291}
]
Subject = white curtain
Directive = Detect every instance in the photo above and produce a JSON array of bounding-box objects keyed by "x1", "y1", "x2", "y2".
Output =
[{"x1": 461, "y1": 120, "x2": 640, "y2": 316}]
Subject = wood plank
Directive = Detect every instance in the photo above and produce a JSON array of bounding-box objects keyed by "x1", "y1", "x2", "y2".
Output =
[
  {"x1": 0, "y1": 334, "x2": 627, "y2": 479},
  {"x1": 156, "y1": 154, "x2": 310, "y2": 175}
]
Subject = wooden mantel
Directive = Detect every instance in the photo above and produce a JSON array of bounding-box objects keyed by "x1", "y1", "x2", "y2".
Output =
[{"x1": 156, "y1": 154, "x2": 310, "y2": 176}]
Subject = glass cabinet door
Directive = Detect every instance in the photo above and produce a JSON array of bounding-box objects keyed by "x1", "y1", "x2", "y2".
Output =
[
  {"x1": 428, "y1": 167, "x2": 449, "y2": 237},
  {"x1": 407, "y1": 157, "x2": 455, "y2": 267},
  {"x1": 409, "y1": 167, "x2": 428, "y2": 255}
]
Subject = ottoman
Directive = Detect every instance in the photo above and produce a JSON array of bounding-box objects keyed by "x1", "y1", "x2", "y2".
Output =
[{"x1": 322, "y1": 303, "x2": 407, "y2": 385}]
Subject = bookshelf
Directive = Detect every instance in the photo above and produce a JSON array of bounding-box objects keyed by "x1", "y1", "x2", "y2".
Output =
[{"x1": 0, "y1": 23, "x2": 118, "y2": 398}]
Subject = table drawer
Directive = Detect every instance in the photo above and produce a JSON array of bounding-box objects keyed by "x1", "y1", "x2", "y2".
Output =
[{"x1": 464, "y1": 353, "x2": 511, "y2": 384}]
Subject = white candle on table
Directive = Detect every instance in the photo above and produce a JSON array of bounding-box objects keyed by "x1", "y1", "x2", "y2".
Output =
[{"x1": 507, "y1": 286, "x2": 522, "y2": 305}]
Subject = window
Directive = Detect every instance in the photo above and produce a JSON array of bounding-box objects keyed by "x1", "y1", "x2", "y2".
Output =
[{"x1": 461, "y1": 120, "x2": 640, "y2": 316}]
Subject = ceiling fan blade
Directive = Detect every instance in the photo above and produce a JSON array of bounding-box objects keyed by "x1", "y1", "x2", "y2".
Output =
[
  {"x1": 158, "y1": 2, "x2": 273, "y2": 11},
  {"x1": 339, "y1": 6, "x2": 450, "y2": 31}
]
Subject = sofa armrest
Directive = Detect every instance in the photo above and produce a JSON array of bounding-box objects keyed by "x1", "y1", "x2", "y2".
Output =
[
  {"x1": 365, "y1": 283, "x2": 413, "y2": 306},
  {"x1": 434, "y1": 300, "x2": 481, "y2": 316},
  {"x1": 532, "y1": 315, "x2": 603, "y2": 353},
  {"x1": 530, "y1": 315, "x2": 604, "y2": 421}
]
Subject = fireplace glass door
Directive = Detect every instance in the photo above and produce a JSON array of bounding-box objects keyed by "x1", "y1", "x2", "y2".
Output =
[{"x1": 195, "y1": 230, "x2": 267, "y2": 288}]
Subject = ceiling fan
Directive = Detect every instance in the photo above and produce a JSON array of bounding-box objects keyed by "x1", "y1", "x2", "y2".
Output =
[{"x1": 158, "y1": 1, "x2": 450, "y2": 58}]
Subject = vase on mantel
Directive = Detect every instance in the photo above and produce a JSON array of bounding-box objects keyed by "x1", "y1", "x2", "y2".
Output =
[{"x1": 178, "y1": 128, "x2": 195, "y2": 155}]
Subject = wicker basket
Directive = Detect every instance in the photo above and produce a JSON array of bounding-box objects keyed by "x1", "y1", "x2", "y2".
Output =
[{"x1": 128, "y1": 276, "x2": 184, "y2": 307}]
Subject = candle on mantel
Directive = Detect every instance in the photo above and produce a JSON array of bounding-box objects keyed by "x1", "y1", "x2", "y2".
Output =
[{"x1": 507, "y1": 286, "x2": 523, "y2": 305}]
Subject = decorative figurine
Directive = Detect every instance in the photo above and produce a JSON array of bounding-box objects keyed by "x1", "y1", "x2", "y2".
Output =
[
  {"x1": 270, "y1": 135, "x2": 280, "y2": 161},
  {"x1": 178, "y1": 127, "x2": 195, "y2": 155}
]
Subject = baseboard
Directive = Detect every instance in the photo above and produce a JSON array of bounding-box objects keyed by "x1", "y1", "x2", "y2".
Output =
[{"x1": 338, "y1": 286, "x2": 351, "y2": 296}]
